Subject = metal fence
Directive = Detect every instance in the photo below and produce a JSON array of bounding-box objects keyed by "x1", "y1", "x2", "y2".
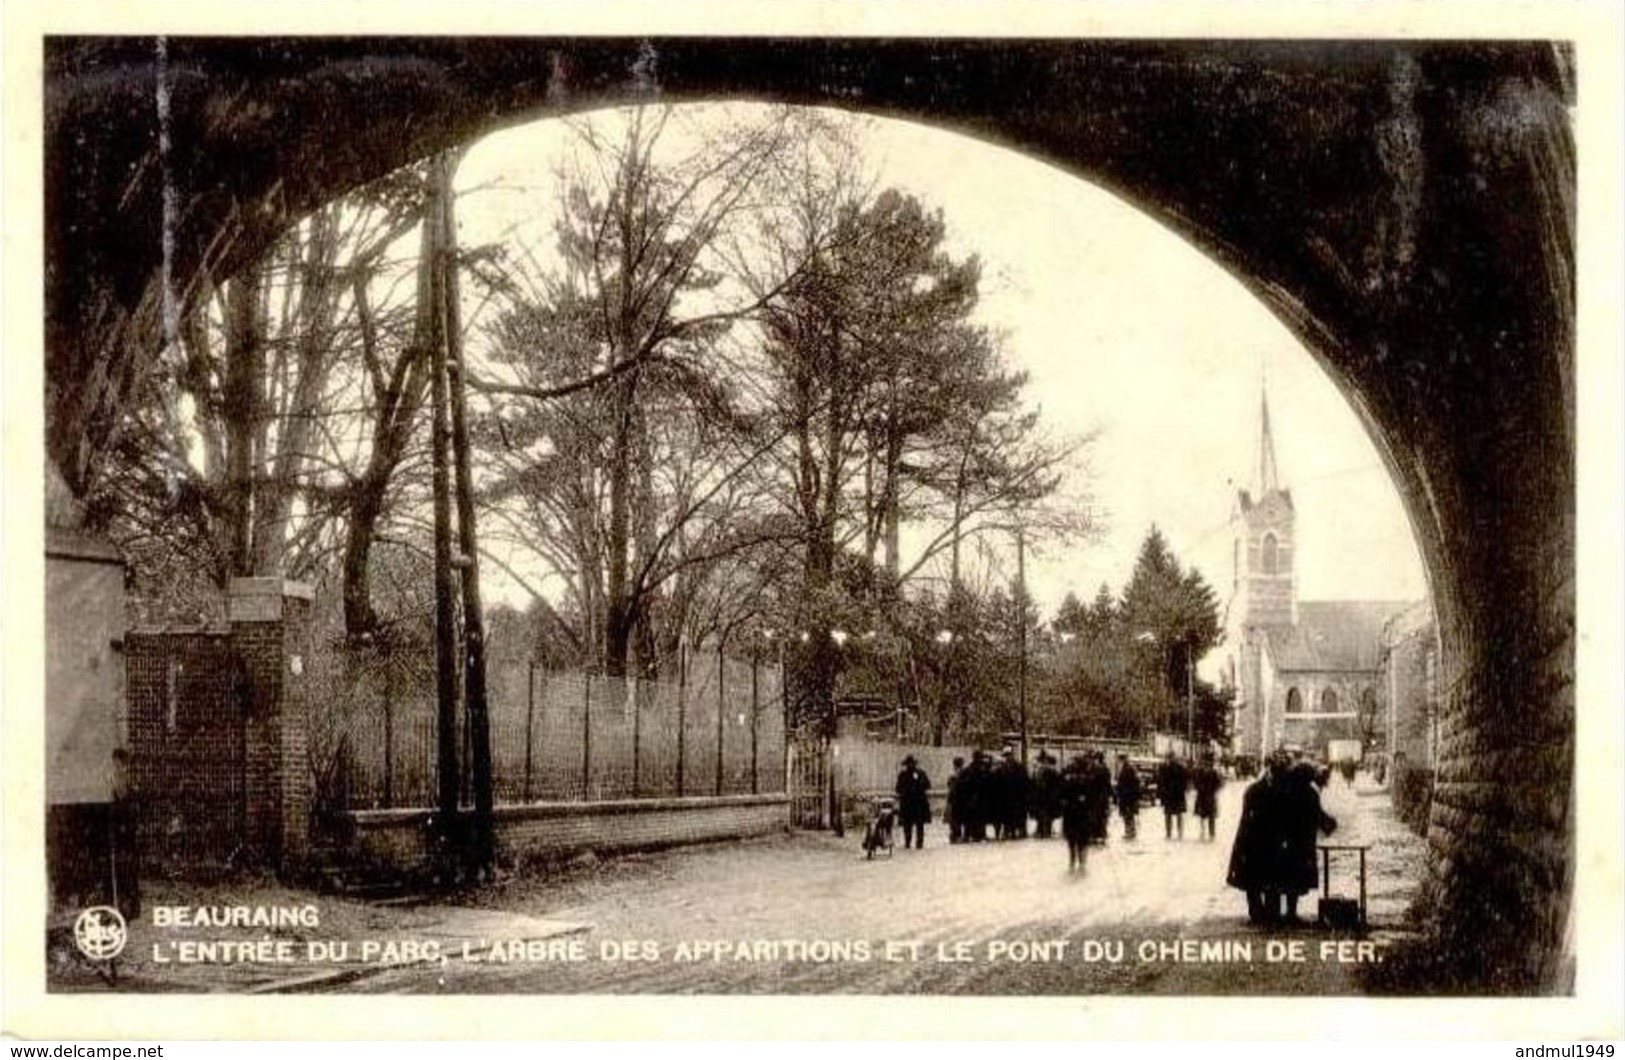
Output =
[{"x1": 311, "y1": 648, "x2": 787, "y2": 812}]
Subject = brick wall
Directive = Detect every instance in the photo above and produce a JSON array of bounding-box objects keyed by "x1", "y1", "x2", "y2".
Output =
[
  {"x1": 230, "y1": 578, "x2": 314, "y2": 869},
  {"x1": 123, "y1": 579, "x2": 315, "y2": 874},
  {"x1": 124, "y1": 629, "x2": 245, "y2": 864},
  {"x1": 345, "y1": 795, "x2": 790, "y2": 874}
]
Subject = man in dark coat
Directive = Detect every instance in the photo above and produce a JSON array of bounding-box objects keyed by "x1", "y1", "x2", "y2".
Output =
[
  {"x1": 1114, "y1": 754, "x2": 1142, "y2": 841},
  {"x1": 945, "y1": 756, "x2": 967, "y2": 844},
  {"x1": 1191, "y1": 753, "x2": 1224, "y2": 841},
  {"x1": 1059, "y1": 755, "x2": 1092, "y2": 872},
  {"x1": 1030, "y1": 753, "x2": 1061, "y2": 838},
  {"x1": 1277, "y1": 759, "x2": 1337, "y2": 920},
  {"x1": 895, "y1": 756, "x2": 933, "y2": 849},
  {"x1": 961, "y1": 751, "x2": 991, "y2": 842},
  {"x1": 1082, "y1": 751, "x2": 1115, "y2": 845},
  {"x1": 1227, "y1": 750, "x2": 1288, "y2": 924},
  {"x1": 995, "y1": 749, "x2": 1029, "y2": 839},
  {"x1": 1156, "y1": 752, "x2": 1191, "y2": 840}
]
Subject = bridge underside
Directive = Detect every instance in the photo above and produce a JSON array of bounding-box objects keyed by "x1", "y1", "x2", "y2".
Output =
[{"x1": 43, "y1": 37, "x2": 1575, "y2": 991}]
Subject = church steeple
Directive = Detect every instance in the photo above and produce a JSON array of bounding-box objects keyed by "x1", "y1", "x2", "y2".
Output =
[
  {"x1": 1257, "y1": 384, "x2": 1281, "y2": 496},
  {"x1": 1229, "y1": 377, "x2": 1296, "y2": 631}
]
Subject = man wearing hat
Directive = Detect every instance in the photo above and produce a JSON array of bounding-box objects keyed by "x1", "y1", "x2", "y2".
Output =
[
  {"x1": 895, "y1": 755, "x2": 933, "y2": 849},
  {"x1": 995, "y1": 747, "x2": 1030, "y2": 840},
  {"x1": 962, "y1": 750, "x2": 992, "y2": 842}
]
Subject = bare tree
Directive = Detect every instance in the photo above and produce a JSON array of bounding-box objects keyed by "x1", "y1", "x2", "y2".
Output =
[{"x1": 473, "y1": 106, "x2": 814, "y2": 677}]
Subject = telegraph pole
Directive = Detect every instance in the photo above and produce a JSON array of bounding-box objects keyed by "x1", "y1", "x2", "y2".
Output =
[
  {"x1": 425, "y1": 152, "x2": 461, "y2": 870},
  {"x1": 1185, "y1": 641, "x2": 1195, "y2": 753},
  {"x1": 441, "y1": 148, "x2": 495, "y2": 875},
  {"x1": 1016, "y1": 524, "x2": 1028, "y2": 765}
]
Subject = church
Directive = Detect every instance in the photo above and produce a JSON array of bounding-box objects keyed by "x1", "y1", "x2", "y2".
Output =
[{"x1": 1219, "y1": 390, "x2": 1425, "y2": 760}]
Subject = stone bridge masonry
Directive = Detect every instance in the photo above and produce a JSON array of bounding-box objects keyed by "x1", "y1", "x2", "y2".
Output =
[{"x1": 43, "y1": 38, "x2": 1576, "y2": 992}]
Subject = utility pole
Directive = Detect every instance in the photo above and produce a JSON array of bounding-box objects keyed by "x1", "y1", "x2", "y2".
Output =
[
  {"x1": 1185, "y1": 641, "x2": 1195, "y2": 753},
  {"x1": 425, "y1": 152, "x2": 461, "y2": 872},
  {"x1": 441, "y1": 148, "x2": 495, "y2": 875},
  {"x1": 1016, "y1": 524, "x2": 1028, "y2": 766}
]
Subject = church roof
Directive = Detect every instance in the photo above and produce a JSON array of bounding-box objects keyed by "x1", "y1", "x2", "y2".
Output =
[{"x1": 1266, "y1": 600, "x2": 1415, "y2": 672}]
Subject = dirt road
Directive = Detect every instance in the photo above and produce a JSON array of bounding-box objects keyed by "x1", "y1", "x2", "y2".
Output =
[{"x1": 352, "y1": 780, "x2": 1426, "y2": 995}]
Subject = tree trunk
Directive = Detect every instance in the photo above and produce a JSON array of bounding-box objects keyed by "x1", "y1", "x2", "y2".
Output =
[
  {"x1": 250, "y1": 207, "x2": 343, "y2": 575},
  {"x1": 221, "y1": 257, "x2": 268, "y2": 580},
  {"x1": 340, "y1": 207, "x2": 433, "y2": 640},
  {"x1": 603, "y1": 373, "x2": 637, "y2": 678}
]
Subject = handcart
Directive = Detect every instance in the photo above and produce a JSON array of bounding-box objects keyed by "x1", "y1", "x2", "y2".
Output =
[{"x1": 1316, "y1": 843, "x2": 1370, "y2": 932}]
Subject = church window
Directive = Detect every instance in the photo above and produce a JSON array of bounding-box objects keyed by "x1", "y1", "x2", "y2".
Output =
[
  {"x1": 1286, "y1": 687, "x2": 1303, "y2": 714},
  {"x1": 1321, "y1": 687, "x2": 1340, "y2": 713},
  {"x1": 1261, "y1": 533, "x2": 1279, "y2": 575}
]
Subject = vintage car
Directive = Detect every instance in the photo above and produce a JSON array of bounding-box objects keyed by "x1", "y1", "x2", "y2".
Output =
[{"x1": 1126, "y1": 755, "x2": 1162, "y2": 806}]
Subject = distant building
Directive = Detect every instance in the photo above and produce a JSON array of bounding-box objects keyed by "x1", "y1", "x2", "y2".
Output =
[
  {"x1": 1219, "y1": 389, "x2": 1429, "y2": 760},
  {"x1": 1377, "y1": 598, "x2": 1441, "y2": 829}
]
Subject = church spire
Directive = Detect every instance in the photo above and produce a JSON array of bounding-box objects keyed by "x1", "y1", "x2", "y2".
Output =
[{"x1": 1258, "y1": 383, "x2": 1281, "y2": 495}]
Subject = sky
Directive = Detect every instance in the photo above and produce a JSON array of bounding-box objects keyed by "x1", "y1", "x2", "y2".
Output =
[{"x1": 454, "y1": 104, "x2": 1429, "y2": 630}]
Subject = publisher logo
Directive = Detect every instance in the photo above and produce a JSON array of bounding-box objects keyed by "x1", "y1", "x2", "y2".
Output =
[{"x1": 73, "y1": 906, "x2": 127, "y2": 960}]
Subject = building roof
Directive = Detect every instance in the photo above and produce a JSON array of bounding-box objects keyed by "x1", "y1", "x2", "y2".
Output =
[
  {"x1": 1379, "y1": 599, "x2": 1437, "y2": 645},
  {"x1": 46, "y1": 526, "x2": 125, "y2": 566},
  {"x1": 1266, "y1": 600, "x2": 1416, "y2": 672}
]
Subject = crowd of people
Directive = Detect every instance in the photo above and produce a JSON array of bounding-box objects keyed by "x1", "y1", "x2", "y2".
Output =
[
  {"x1": 889, "y1": 747, "x2": 1229, "y2": 873},
  {"x1": 891, "y1": 743, "x2": 1344, "y2": 926}
]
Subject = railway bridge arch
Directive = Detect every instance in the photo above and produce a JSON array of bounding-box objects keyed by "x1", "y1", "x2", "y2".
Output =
[{"x1": 44, "y1": 37, "x2": 1575, "y2": 991}]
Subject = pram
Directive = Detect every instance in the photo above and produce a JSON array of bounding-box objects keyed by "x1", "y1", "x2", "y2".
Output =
[{"x1": 862, "y1": 796, "x2": 898, "y2": 859}]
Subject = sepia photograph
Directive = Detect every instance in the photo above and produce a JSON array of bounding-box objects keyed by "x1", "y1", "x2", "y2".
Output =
[{"x1": 5, "y1": 4, "x2": 1623, "y2": 1041}]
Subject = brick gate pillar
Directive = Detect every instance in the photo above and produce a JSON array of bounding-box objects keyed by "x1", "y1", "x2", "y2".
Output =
[{"x1": 229, "y1": 577, "x2": 315, "y2": 872}]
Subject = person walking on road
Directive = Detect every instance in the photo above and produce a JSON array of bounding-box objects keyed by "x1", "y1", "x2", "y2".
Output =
[
  {"x1": 895, "y1": 756, "x2": 933, "y2": 850},
  {"x1": 995, "y1": 748, "x2": 1030, "y2": 840},
  {"x1": 961, "y1": 751, "x2": 991, "y2": 842},
  {"x1": 1084, "y1": 751, "x2": 1114, "y2": 844},
  {"x1": 945, "y1": 756, "x2": 967, "y2": 844},
  {"x1": 1059, "y1": 755, "x2": 1092, "y2": 873},
  {"x1": 1191, "y1": 753, "x2": 1223, "y2": 841},
  {"x1": 1030, "y1": 752, "x2": 1061, "y2": 839},
  {"x1": 1114, "y1": 754, "x2": 1142, "y2": 841},
  {"x1": 1156, "y1": 752, "x2": 1190, "y2": 840}
]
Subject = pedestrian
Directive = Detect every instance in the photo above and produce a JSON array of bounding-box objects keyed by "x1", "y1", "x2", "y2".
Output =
[
  {"x1": 1277, "y1": 758, "x2": 1337, "y2": 922},
  {"x1": 945, "y1": 756, "x2": 967, "y2": 844},
  {"x1": 1030, "y1": 752, "x2": 1061, "y2": 839},
  {"x1": 962, "y1": 750, "x2": 991, "y2": 842},
  {"x1": 1114, "y1": 753, "x2": 1142, "y2": 841},
  {"x1": 1156, "y1": 751, "x2": 1190, "y2": 840},
  {"x1": 1084, "y1": 751, "x2": 1114, "y2": 844},
  {"x1": 1191, "y1": 753, "x2": 1223, "y2": 841},
  {"x1": 1226, "y1": 749, "x2": 1290, "y2": 924},
  {"x1": 894, "y1": 755, "x2": 933, "y2": 849},
  {"x1": 996, "y1": 748, "x2": 1029, "y2": 839},
  {"x1": 1059, "y1": 755, "x2": 1092, "y2": 873}
]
